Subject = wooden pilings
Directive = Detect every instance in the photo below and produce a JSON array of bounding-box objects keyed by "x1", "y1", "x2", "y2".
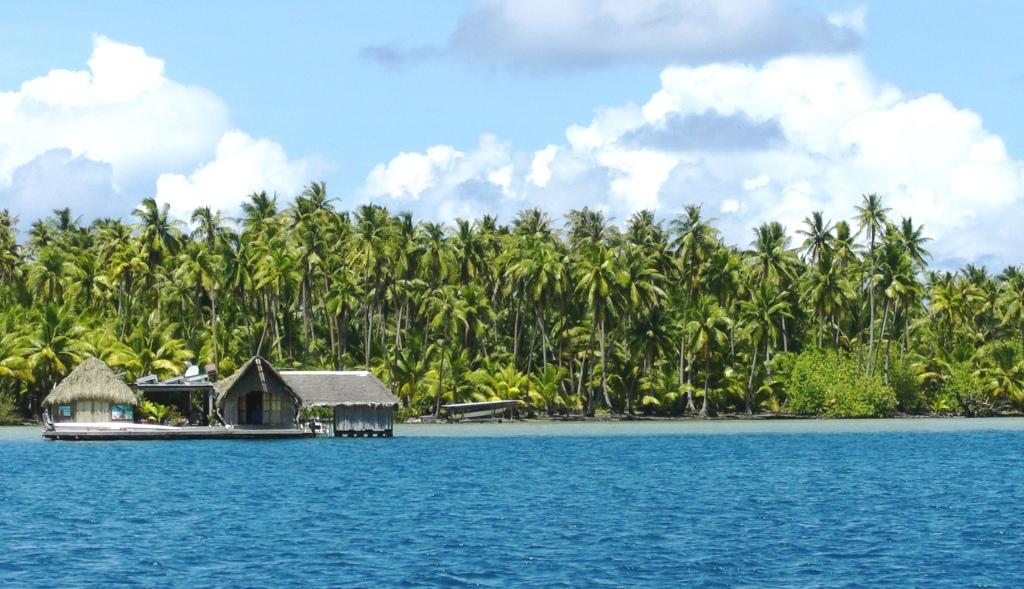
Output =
[{"x1": 334, "y1": 429, "x2": 393, "y2": 438}]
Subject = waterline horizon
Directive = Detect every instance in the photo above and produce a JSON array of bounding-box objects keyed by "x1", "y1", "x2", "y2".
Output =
[{"x1": 6, "y1": 416, "x2": 1024, "y2": 441}]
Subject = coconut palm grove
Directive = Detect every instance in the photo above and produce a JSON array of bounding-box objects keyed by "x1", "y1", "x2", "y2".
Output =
[{"x1": 1, "y1": 185, "x2": 1021, "y2": 422}]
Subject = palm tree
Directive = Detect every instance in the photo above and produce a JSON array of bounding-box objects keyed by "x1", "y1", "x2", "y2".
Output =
[
  {"x1": 26, "y1": 305, "x2": 88, "y2": 414},
  {"x1": 802, "y1": 251, "x2": 852, "y2": 348},
  {"x1": 241, "y1": 191, "x2": 279, "y2": 229},
  {"x1": 133, "y1": 197, "x2": 182, "y2": 269},
  {"x1": 175, "y1": 242, "x2": 223, "y2": 367},
  {"x1": 797, "y1": 211, "x2": 834, "y2": 265},
  {"x1": 504, "y1": 235, "x2": 564, "y2": 369},
  {"x1": 529, "y1": 364, "x2": 569, "y2": 414},
  {"x1": 453, "y1": 219, "x2": 486, "y2": 285},
  {"x1": 688, "y1": 295, "x2": 731, "y2": 417},
  {"x1": 740, "y1": 284, "x2": 789, "y2": 414},
  {"x1": 748, "y1": 222, "x2": 797, "y2": 351},
  {"x1": 998, "y1": 272, "x2": 1024, "y2": 346},
  {"x1": 974, "y1": 342, "x2": 1024, "y2": 408},
  {"x1": 0, "y1": 210, "x2": 20, "y2": 287},
  {"x1": 575, "y1": 244, "x2": 624, "y2": 413},
  {"x1": 854, "y1": 193, "x2": 891, "y2": 373},
  {"x1": 670, "y1": 204, "x2": 718, "y2": 300},
  {"x1": 897, "y1": 217, "x2": 931, "y2": 270}
]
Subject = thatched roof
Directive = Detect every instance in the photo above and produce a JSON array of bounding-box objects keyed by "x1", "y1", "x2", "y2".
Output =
[
  {"x1": 280, "y1": 371, "x2": 399, "y2": 407},
  {"x1": 42, "y1": 357, "x2": 138, "y2": 406},
  {"x1": 214, "y1": 356, "x2": 300, "y2": 407}
]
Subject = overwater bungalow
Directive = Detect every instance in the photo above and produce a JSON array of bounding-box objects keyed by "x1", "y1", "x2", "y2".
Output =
[
  {"x1": 42, "y1": 355, "x2": 400, "y2": 440},
  {"x1": 42, "y1": 356, "x2": 311, "y2": 440},
  {"x1": 281, "y1": 370, "x2": 399, "y2": 437},
  {"x1": 42, "y1": 357, "x2": 137, "y2": 424},
  {"x1": 214, "y1": 356, "x2": 304, "y2": 427}
]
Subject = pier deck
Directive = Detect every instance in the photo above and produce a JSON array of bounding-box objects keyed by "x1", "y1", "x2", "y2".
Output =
[{"x1": 43, "y1": 426, "x2": 313, "y2": 441}]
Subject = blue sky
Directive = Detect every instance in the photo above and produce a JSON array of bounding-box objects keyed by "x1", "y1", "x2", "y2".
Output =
[
  {"x1": 1, "y1": 1, "x2": 1023, "y2": 266},
  {"x1": 0, "y1": 1, "x2": 658, "y2": 187}
]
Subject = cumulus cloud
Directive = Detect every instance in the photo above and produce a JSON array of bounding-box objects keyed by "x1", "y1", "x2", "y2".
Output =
[
  {"x1": 155, "y1": 131, "x2": 320, "y2": 215},
  {"x1": 619, "y1": 112, "x2": 785, "y2": 151},
  {"x1": 3, "y1": 149, "x2": 117, "y2": 220},
  {"x1": 0, "y1": 36, "x2": 229, "y2": 195},
  {"x1": 360, "y1": 54, "x2": 1024, "y2": 267},
  {"x1": 364, "y1": 0, "x2": 862, "y2": 69},
  {"x1": 0, "y1": 36, "x2": 313, "y2": 222},
  {"x1": 360, "y1": 134, "x2": 525, "y2": 219}
]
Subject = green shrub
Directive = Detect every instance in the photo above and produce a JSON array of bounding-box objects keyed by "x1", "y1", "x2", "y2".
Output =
[
  {"x1": 943, "y1": 361, "x2": 989, "y2": 416},
  {"x1": 889, "y1": 356, "x2": 924, "y2": 413},
  {"x1": 0, "y1": 392, "x2": 18, "y2": 425},
  {"x1": 786, "y1": 349, "x2": 897, "y2": 417}
]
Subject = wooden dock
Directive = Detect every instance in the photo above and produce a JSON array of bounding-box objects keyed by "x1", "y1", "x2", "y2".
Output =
[{"x1": 43, "y1": 426, "x2": 314, "y2": 441}]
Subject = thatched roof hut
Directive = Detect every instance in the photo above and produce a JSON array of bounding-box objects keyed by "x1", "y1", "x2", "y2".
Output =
[
  {"x1": 42, "y1": 357, "x2": 137, "y2": 407},
  {"x1": 280, "y1": 371, "x2": 399, "y2": 407},
  {"x1": 215, "y1": 356, "x2": 302, "y2": 426},
  {"x1": 281, "y1": 371, "x2": 398, "y2": 436}
]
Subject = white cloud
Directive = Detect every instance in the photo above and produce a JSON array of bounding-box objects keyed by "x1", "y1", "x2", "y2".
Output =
[
  {"x1": 361, "y1": 134, "x2": 522, "y2": 219},
  {"x1": 155, "y1": 131, "x2": 318, "y2": 215},
  {"x1": 743, "y1": 174, "x2": 770, "y2": 190},
  {"x1": 364, "y1": 145, "x2": 463, "y2": 200},
  {"x1": 0, "y1": 36, "x2": 314, "y2": 221},
  {"x1": 360, "y1": 54, "x2": 1024, "y2": 267},
  {"x1": 828, "y1": 6, "x2": 867, "y2": 35},
  {"x1": 448, "y1": 0, "x2": 861, "y2": 68},
  {"x1": 0, "y1": 36, "x2": 229, "y2": 193},
  {"x1": 527, "y1": 145, "x2": 559, "y2": 187}
]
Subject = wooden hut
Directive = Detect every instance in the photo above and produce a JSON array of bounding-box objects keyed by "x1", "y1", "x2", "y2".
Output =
[
  {"x1": 214, "y1": 356, "x2": 302, "y2": 427},
  {"x1": 281, "y1": 371, "x2": 399, "y2": 437},
  {"x1": 42, "y1": 357, "x2": 137, "y2": 423}
]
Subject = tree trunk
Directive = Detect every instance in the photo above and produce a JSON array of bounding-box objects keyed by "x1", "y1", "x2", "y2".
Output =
[
  {"x1": 679, "y1": 340, "x2": 694, "y2": 414},
  {"x1": 210, "y1": 286, "x2": 219, "y2": 370},
  {"x1": 600, "y1": 316, "x2": 613, "y2": 411},
  {"x1": 535, "y1": 300, "x2": 550, "y2": 370},
  {"x1": 873, "y1": 299, "x2": 891, "y2": 378},
  {"x1": 512, "y1": 298, "x2": 521, "y2": 367},
  {"x1": 781, "y1": 314, "x2": 789, "y2": 353},
  {"x1": 867, "y1": 233, "x2": 876, "y2": 375},
  {"x1": 434, "y1": 351, "x2": 444, "y2": 417},
  {"x1": 364, "y1": 302, "x2": 372, "y2": 369},
  {"x1": 746, "y1": 345, "x2": 759, "y2": 415},
  {"x1": 699, "y1": 346, "x2": 710, "y2": 417}
]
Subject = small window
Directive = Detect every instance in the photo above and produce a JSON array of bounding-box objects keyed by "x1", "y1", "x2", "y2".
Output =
[
  {"x1": 56, "y1": 405, "x2": 73, "y2": 422},
  {"x1": 111, "y1": 404, "x2": 133, "y2": 421}
]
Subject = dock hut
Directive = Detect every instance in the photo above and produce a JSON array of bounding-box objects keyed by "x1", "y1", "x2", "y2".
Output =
[
  {"x1": 42, "y1": 357, "x2": 137, "y2": 423},
  {"x1": 281, "y1": 371, "x2": 399, "y2": 437},
  {"x1": 214, "y1": 356, "x2": 302, "y2": 427}
]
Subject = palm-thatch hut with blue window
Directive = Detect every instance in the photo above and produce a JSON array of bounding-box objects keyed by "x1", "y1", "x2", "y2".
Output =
[
  {"x1": 42, "y1": 357, "x2": 137, "y2": 423},
  {"x1": 214, "y1": 356, "x2": 302, "y2": 427}
]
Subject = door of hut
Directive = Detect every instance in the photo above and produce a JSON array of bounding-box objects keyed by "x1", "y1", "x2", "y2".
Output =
[{"x1": 240, "y1": 391, "x2": 263, "y2": 425}]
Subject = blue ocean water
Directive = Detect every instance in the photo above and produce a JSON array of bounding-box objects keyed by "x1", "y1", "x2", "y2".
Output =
[{"x1": 3, "y1": 421, "x2": 1024, "y2": 588}]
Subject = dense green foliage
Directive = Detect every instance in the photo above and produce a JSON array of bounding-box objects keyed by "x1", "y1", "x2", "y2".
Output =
[
  {"x1": 1, "y1": 187, "x2": 1022, "y2": 419},
  {"x1": 785, "y1": 349, "x2": 896, "y2": 417}
]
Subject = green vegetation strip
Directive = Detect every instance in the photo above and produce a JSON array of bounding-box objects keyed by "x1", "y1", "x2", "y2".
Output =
[{"x1": 0, "y1": 190, "x2": 1019, "y2": 419}]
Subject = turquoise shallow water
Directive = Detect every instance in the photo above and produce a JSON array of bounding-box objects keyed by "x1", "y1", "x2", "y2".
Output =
[{"x1": 3, "y1": 420, "x2": 1024, "y2": 587}]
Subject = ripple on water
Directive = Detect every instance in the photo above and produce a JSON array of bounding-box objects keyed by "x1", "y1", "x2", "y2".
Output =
[{"x1": 3, "y1": 423, "x2": 1024, "y2": 587}]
